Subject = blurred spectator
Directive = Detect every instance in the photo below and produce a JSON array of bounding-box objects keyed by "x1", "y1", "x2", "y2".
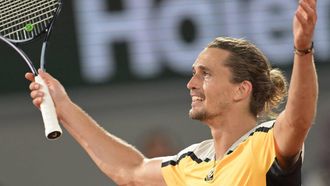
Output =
[{"x1": 139, "y1": 128, "x2": 180, "y2": 158}]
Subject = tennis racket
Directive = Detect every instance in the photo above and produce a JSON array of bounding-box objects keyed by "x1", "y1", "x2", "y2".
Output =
[{"x1": 0, "y1": 0, "x2": 63, "y2": 140}]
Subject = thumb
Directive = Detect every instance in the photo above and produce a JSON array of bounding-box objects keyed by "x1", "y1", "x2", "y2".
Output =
[{"x1": 38, "y1": 69, "x2": 55, "y2": 82}]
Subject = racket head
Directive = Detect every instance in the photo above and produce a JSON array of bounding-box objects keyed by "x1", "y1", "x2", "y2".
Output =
[{"x1": 0, "y1": 0, "x2": 62, "y2": 43}]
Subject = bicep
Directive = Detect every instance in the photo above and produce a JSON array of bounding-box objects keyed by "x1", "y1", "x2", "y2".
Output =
[{"x1": 134, "y1": 158, "x2": 167, "y2": 186}]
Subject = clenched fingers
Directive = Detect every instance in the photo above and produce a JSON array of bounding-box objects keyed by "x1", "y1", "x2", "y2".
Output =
[
  {"x1": 29, "y1": 82, "x2": 41, "y2": 91},
  {"x1": 299, "y1": 0, "x2": 317, "y2": 23},
  {"x1": 30, "y1": 90, "x2": 43, "y2": 99},
  {"x1": 25, "y1": 72, "x2": 44, "y2": 108}
]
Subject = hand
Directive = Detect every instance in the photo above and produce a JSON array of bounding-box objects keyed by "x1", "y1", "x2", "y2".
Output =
[
  {"x1": 293, "y1": 0, "x2": 317, "y2": 49},
  {"x1": 25, "y1": 69, "x2": 70, "y2": 118}
]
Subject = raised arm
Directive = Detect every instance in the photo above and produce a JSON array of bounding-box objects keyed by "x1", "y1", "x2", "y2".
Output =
[
  {"x1": 25, "y1": 70, "x2": 166, "y2": 186},
  {"x1": 274, "y1": 0, "x2": 318, "y2": 168}
]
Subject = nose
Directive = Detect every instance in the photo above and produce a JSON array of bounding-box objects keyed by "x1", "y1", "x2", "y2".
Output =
[{"x1": 187, "y1": 75, "x2": 198, "y2": 90}]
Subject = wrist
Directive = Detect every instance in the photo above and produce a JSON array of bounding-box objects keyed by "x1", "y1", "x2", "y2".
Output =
[
  {"x1": 56, "y1": 97, "x2": 73, "y2": 119},
  {"x1": 294, "y1": 42, "x2": 314, "y2": 56}
]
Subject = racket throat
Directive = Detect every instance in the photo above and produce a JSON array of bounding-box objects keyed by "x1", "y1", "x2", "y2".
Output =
[
  {"x1": 0, "y1": 35, "x2": 38, "y2": 75},
  {"x1": 40, "y1": 41, "x2": 48, "y2": 71}
]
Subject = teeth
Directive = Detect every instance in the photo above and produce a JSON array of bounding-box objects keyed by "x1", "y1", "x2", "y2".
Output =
[{"x1": 192, "y1": 96, "x2": 203, "y2": 101}]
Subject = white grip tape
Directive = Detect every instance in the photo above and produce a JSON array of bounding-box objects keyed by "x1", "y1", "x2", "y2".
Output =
[{"x1": 35, "y1": 75, "x2": 62, "y2": 140}]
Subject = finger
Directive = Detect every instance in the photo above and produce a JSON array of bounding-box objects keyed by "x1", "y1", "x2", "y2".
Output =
[
  {"x1": 29, "y1": 82, "x2": 40, "y2": 91},
  {"x1": 296, "y1": 11, "x2": 307, "y2": 28},
  {"x1": 298, "y1": 1, "x2": 317, "y2": 25},
  {"x1": 30, "y1": 90, "x2": 44, "y2": 99},
  {"x1": 300, "y1": 1, "x2": 316, "y2": 19},
  {"x1": 38, "y1": 69, "x2": 54, "y2": 80},
  {"x1": 305, "y1": 0, "x2": 316, "y2": 10},
  {"x1": 37, "y1": 69, "x2": 58, "y2": 87},
  {"x1": 33, "y1": 97, "x2": 43, "y2": 108},
  {"x1": 25, "y1": 72, "x2": 35, "y2": 82}
]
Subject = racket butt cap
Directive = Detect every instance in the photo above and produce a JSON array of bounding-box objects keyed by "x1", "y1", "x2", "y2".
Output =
[{"x1": 47, "y1": 131, "x2": 62, "y2": 140}]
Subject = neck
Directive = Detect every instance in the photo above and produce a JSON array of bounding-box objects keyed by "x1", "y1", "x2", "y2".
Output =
[{"x1": 205, "y1": 113, "x2": 256, "y2": 160}]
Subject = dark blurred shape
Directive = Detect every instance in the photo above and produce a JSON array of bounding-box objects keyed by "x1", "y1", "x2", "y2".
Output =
[
  {"x1": 303, "y1": 115, "x2": 330, "y2": 185},
  {"x1": 112, "y1": 41, "x2": 134, "y2": 81},
  {"x1": 106, "y1": 0, "x2": 124, "y2": 12},
  {"x1": 140, "y1": 128, "x2": 180, "y2": 158},
  {"x1": 321, "y1": 117, "x2": 330, "y2": 184},
  {"x1": 179, "y1": 18, "x2": 197, "y2": 44}
]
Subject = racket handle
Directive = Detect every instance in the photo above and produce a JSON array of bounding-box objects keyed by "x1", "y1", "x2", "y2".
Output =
[{"x1": 35, "y1": 75, "x2": 62, "y2": 140}]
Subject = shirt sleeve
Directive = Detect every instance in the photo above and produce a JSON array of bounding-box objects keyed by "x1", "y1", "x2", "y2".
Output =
[
  {"x1": 160, "y1": 143, "x2": 199, "y2": 186},
  {"x1": 251, "y1": 120, "x2": 303, "y2": 186},
  {"x1": 266, "y1": 154, "x2": 303, "y2": 186},
  {"x1": 161, "y1": 155, "x2": 186, "y2": 186}
]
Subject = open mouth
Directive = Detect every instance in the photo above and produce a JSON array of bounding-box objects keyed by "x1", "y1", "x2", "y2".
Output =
[
  {"x1": 192, "y1": 96, "x2": 204, "y2": 102},
  {"x1": 191, "y1": 96, "x2": 204, "y2": 106}
]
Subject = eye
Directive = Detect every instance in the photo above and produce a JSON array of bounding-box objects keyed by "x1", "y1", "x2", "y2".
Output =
[{"x1": 202, "y1": 70, "x2": 210, "y2": 77}]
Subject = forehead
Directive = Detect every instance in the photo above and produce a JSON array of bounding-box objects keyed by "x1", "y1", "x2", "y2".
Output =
[{"x1": 192, "y1": 48, "x2": 231, "y2": 70}]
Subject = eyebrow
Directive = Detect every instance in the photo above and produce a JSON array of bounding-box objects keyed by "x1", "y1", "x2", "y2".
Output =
[{"x1": 192, "y1": 64, "x2": 211, "y2": 72}]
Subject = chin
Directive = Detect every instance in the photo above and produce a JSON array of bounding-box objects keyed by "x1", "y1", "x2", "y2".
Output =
[{"x1": 189, "y1": 109, "x2": 207, "y2": 121}]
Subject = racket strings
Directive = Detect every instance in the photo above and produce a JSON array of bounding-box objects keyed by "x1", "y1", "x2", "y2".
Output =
[
  {"x1": 0, "y1": 0, "x2": 32, "y2": 16},
  {"x1": 2, "y1": 9, "x2": 56, "y2": 36},
  {"x1": 0, "y1": 0, "x2": 60, "y2": 41},
  {"x1": 1, "y1": 0, "x2": 55, "y2": 25},
  {"x1": 0, "y1": 0, "x2": 58, "y2": 31}
]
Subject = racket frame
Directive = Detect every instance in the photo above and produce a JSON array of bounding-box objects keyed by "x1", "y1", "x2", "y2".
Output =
[{"x1": 0, "y1": 0, "x2": 63, "y2": 140}]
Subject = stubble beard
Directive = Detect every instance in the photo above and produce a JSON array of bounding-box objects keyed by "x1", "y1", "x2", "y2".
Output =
[
  {"x1": 189, "y1": 108, "x2": 209, "y2": 121},
  {"x1": 189, "y1": 102, "x2": 227, "y2": 121}
]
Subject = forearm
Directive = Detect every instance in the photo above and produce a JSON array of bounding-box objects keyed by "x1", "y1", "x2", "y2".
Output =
[
  {"x1": 58, "y1": 100, "x2": 145, "y2": 184},
  {"x1": 273, "y1": 0, "x2": 318, "y2": 163},
  {"x1": 285, "y1": 52, "x2": 318, "y2": 129}
]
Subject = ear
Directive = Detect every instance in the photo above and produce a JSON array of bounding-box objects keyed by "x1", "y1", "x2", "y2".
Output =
[{"x1": 233, "y1": 80, "x2": 252, "y2": 101}]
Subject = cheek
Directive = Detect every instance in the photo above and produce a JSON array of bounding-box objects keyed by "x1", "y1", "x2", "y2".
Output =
[
  {"x1": 204, "y1": 85, "x2": 222, "y2": 105},
  {"x1": 205, "y1": 84, "x2": 234, "y2": 105}
]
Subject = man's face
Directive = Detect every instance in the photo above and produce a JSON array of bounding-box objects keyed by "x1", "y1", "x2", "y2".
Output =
[{"x1": 187, "y1": 48, "x2": 237, "y2": 121}]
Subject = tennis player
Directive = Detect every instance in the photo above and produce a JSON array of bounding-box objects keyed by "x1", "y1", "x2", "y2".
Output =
[{"x1": 25, "y1": 0, "x2": 317, "y2": 185}]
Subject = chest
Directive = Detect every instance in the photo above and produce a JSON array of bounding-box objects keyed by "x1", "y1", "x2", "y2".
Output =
[{"x1": 183, "y1": 145, "x2": 265, "y2": 186}]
